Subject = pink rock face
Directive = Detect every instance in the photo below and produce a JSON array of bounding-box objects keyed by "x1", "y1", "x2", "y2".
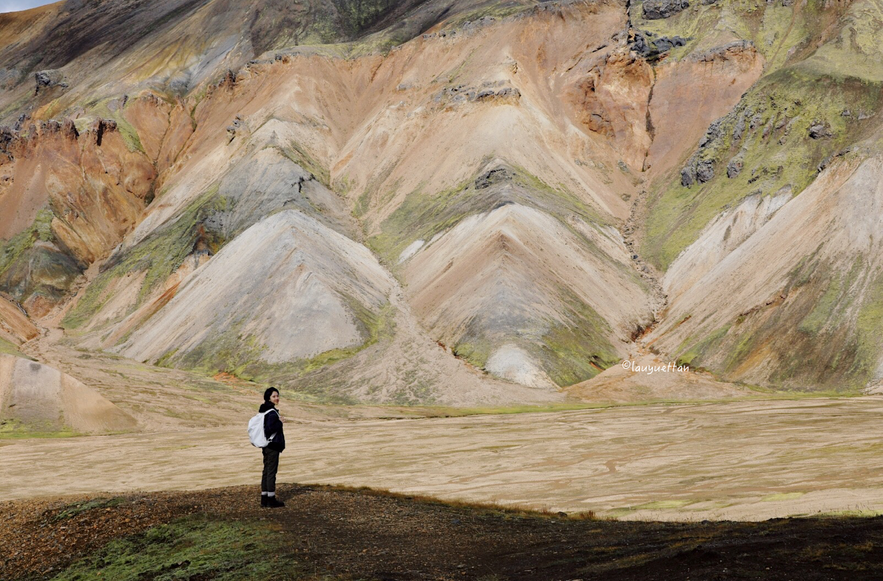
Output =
[
  {"x1": 0, "y1": 121, "x2": 155, "y2": 265},
  {"x1": 644, "y1": 42, "x2": 765, "y2": 177}
]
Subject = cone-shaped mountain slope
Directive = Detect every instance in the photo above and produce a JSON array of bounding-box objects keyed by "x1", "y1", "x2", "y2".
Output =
[
  {"x1": 403, "y1": 202, "x2": 651, "y2": 387},
  {"x1": 116, "y1": 209, "x2": 393, "y2": 370},
  {"x1": 61, "y1": 140, "x2": 355, "y2": 343},
  {"x1": 650, "y1": 154, "x2": 883, "y2": 391},
  {"x1": 114, "y1": 208, "x2": 560, "y2": 405}
]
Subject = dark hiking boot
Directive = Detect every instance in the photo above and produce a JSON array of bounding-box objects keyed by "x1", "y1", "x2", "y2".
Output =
[
  {"x1": 261, "y1": 495, "x2": 269, "y2": 508},
  {"x1": 266, "y1": 496, "x2": 285, "y2": 508}
]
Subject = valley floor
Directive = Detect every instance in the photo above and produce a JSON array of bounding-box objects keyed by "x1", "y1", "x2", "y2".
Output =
[{"x1": 2, "y1": 397, "x2": 883, "y2": 521}]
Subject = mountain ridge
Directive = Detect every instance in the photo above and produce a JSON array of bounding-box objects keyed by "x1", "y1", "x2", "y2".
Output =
[{"x1": 1, "y1": 0, "x2": 882, "y2": 406}]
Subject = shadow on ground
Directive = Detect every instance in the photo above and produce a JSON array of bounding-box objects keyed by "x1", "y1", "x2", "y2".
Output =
[{"x1": 2, "y1": 484, "x2": 882, "y2": 580}]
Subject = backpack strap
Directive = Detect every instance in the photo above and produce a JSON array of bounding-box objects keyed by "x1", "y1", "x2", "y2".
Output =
[{"x1": 264, "y1": 408, "x2": 280, "y2": 442}]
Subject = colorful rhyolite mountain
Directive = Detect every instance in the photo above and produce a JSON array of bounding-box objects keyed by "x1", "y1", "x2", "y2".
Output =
[{"x1": 0, "y1": 0, "x2": 881, "y2": 411}]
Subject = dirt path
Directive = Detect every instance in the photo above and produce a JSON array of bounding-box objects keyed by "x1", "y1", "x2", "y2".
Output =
[{"x1": 3, "y1": 397, "x2": 883, "y2": 521}]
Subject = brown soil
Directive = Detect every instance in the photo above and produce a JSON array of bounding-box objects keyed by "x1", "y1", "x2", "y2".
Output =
[{"x1": 2, "y1": 484, "x2": 883, "y2": 580}]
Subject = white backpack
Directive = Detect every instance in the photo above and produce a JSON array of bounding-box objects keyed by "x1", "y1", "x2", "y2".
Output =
[{"x1": 247, "y1": 409, "x2": 278, "y2": 448}]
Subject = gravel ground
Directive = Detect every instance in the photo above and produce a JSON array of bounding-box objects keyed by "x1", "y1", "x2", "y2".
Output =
[{"x1": 3, "y1": 484, "x2": 883, "y2": 580}]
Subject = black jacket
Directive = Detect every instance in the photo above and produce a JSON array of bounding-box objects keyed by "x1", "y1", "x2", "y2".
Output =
[{"x1": 259, "y1": 402, "x2": 285, "y2": 452}]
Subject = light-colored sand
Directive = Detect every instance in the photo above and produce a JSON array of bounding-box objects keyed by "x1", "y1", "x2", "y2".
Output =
[
  {"x1": 3, "y1": 397, "x2": 882, "y2": 521},
  {"x1": 0, "y1": 355, "x2": 136, "y2": 433}
]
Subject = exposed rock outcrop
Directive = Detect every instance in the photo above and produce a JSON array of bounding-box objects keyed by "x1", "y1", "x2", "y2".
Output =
[
  {"x1": 630, "y1": 30, "x2": 687, "y2": 60},
  {"x1": 34, "y1": 69, "x2": 67, "y2": 94},
  {"x1": 0, "y1": 295, "x2": 38, "y2": 345},
  {"x1": 642, "y1": 0, "x2": 690, "y2": 20},
  {"x1": 0, "y1": 119, "x2": 156, "y2": 313}
]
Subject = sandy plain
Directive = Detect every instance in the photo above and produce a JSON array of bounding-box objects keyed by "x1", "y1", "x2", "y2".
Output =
[{"x1": 3, "y1": 396, "x2": 882, "y2": 522}]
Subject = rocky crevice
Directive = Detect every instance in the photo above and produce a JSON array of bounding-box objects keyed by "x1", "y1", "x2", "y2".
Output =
[{"x1": 621, "y1": 188, "x2": 667, "y2": 328}]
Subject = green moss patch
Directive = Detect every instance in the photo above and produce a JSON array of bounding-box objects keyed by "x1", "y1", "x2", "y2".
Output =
[
  {"x1": 644, "y1": 69, "x2": 882, "y2": 270},
  {"x1": 853, "y1": 269, "x2": 883, "y2": 384},
  {"x1": 368, "y1": 166, "x2": 608, "y2": 268},
  {"x1": 676, "y1": 324, "x2": 731, "y2": 369},
  {"x1": 63, "y1": 188, "x2": 228, "y2": 332},
  {"x1": 632, "y1": 0, "x2": 852, "y2": 71},
  {"x1": 0, "y1": 418, "x2": 79, "y2": 439},
  {"x1": 48, "y1": 517, "x2": 303, "y2": 581},
  {"x1": 670, "y1": 255, "x2": 883, "y2": 391},
  {"x1": 0, "y1": 337, "x2": 25, "y2": 358},
  {"x1": 53, "y1": 498, "x2": 127, "y2": 522},
  {"x1": 0, "y1": 209, "x2": 82, "y2": 305},
  {"x1": 0, "y1": 209, "x2": 56, "y2": 277},
  {"x1": 538, "y1": 294, "x2": 620, "y2": 386},
  {"x1": 166, "y1": 301, "x2": 395, "y2": 402}
]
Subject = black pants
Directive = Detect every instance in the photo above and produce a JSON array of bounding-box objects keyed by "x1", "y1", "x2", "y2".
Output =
[{"x1": 261, "y1": 448, "x2": 280, "y2": 493}]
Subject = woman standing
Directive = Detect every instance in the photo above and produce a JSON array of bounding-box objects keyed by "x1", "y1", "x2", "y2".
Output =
[{"x1": 259, "y1": 387, "x2": 286, "y2": 508}]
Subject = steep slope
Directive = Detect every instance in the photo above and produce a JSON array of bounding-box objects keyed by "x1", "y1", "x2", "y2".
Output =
[
  {"x1": 0, "y1": 295, "x2": 37, "y2": 356},
  {"x1": 637, "y1": 0, "x2": 883, "y2": 391},
  {"x1": 0, "y1": 354, "x2": 136, "y2": 434},
  {"x1": 0, "y1": 120, "x2": 155, "y2": 315},
  {"x1": 402, "y1": 200, "x2": 649, "y2": 387},
  {"x1": 115, "y1": 209, "x2": 394, "y2": 374},
  {"x1": 51, "y1": 0, "x2": 672, "y2": 392},
  {"x1": 649, "y1": 154, "x2": 883, "y2": 391}
]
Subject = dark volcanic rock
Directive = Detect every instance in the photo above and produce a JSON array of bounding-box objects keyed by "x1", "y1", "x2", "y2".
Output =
[
  {"x1": 727, "y1": 156, "x2": 743, "y2": 179},
  {"x1": 681, "y1": 165, "x2": 696, "y2": 187},
  {"x1": 631, "y1": 31, "x2": 687, "y2": 59},
  {"x1": 809, "y1": 123, "x2": 831, "y2": 139},
  {"x1": 699, "y1": 120, "x2": 722, "y2": 148},
  {"x1": 475, "y1": 168, "x2": 514, "y2": 189},
  {"x1": 732, "y1": 113, "x2": 747, "y2": 142},
  {"x1": 696, "y1": 160, "x2": 715, "y2": 183},
  {"x1": 643, "y1": 0, "x2": 690, "y2": 20},
  {"x1": 34, "y1": 69, "x2": 66, "y2": 94},
  {"x1": 0, "y1": 126, "x2": 14, "y2": 159}
]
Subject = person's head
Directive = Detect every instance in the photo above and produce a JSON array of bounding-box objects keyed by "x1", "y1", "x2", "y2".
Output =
[{"x1": 264, "y1": 387, "x2": 280, "y2": 406}]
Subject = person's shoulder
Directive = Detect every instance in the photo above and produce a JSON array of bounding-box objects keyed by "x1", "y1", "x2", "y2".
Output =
[{"x1": 259, "y1": 402, "x2": 276, "y2": 413}]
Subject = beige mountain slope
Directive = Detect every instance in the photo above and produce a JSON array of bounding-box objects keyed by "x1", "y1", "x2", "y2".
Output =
[
  {"x1": 402, "y1": 202, "x2": 649, "y2": 387},
  {"x1": 637, "y1": 0, "x2": 883, "y2": 391},
  {"x1": 99, "y1": 0, "x2": 759, "y2": 392},
  {"x1": 0, "y1": 354, "x2": 136, "y2": 434},
  {"x1": 116, "y1": 209, "x2": 561, "y2": 404},
  {"x1": 0, "y1": 0, "x2": 881, "y2": 405},
  {"x1": 117, "y1": 210, "x2": 393, "y2": 372},
  {"x1": 650, "y1": 153, "x2": 883, "y2": 391},
  {"x1": 0, "y1": 295, "x2": 37, "y2": 346}
]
